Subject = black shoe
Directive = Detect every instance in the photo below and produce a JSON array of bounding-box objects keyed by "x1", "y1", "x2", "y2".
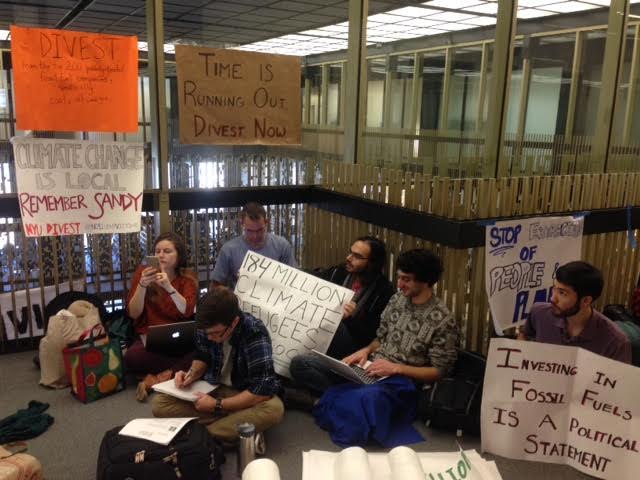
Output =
[{"x1": 282, "y1": 386, "x2": 318, "y2": 412}]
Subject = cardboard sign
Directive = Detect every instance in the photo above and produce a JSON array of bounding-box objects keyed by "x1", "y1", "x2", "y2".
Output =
[
  {"x1": 481, "y1": 338, "x2": 639, "y2": 480},
  {"x1": 485, "y1": 215, "x2": 583, "y2": 334},
  {"x1": 234, "y1": 252, "x2": 353, "y2": 377},
  {"x1": 10, "y1": 25, "x2": 138, "y2": 132},
  {"x1": 11, "y1": 137, "x2": 144, "y2": 237},
  {"x1": 176, "y1": 46, "x2": 301, "y2": 145}
]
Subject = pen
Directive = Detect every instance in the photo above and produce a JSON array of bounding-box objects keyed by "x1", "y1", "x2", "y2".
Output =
[{"x1": 184, "y1": 368, "x2": 194, "y2": 383}]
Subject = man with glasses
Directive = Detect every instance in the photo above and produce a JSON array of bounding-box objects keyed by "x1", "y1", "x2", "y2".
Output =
[
  {"x1": 314, "y1": 236, "x2": 394, "y2": 359},
  {"x1": 151, "y1": 287, "x2": 284, "y2": 445},
  {"x1": 211, "y1": 202, "x2": 297, "y2": 289},
  {"x1": 518, "y1": 261, "x2": 631, "y2": 363}
]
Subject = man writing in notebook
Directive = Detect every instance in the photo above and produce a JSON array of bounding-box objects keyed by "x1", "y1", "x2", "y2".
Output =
[
  {"x1": 289, "y1": 249, "x2": 459, "y2": 446},
  {"x1": 152, "y1": 287, "x2": 284, "y2": 446}
]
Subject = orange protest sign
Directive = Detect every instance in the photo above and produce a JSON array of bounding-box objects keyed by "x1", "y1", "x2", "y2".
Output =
[{"x1": 10, "y1": 25, "x2": 138, "y2": 133}]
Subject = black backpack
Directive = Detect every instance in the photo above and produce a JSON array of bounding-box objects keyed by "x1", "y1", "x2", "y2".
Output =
[
  {"x1": 97, "y1": 421, "x2": 225, "y2": 480},
  {"x1": 418, "y1": 350, "x2": 486, "y2": 436}
]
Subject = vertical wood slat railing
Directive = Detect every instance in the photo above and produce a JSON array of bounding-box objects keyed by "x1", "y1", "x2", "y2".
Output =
[
  {"x1": 1, "y1": 156, "x2": 639, "y2": 354},
  {"x1": 309, "y1": 160, "x2": 640, "y2": 352}
]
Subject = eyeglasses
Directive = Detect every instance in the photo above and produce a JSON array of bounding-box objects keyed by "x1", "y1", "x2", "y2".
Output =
[
  {"x1": 347, "y1": 250, "x2": 369, "y2": 261},
  {"x1": 204, "y1": 324, "x2": 231, "y2": 339}
]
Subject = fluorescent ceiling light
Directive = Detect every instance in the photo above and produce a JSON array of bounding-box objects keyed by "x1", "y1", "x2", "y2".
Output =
[
  {"x1": 410, "y1": 27, "x2": 449, "y2": 36},
  {"x1": 390, "y1": 6, "x2": 441, "y2": 17},
  {"x1": 465, "y1": 3, "x2": 499, "y2": 14},
  {"x1": 300, "y1": 29, "x2": 335, "y2": 37},
  {"x1": 429, "y1": 11, "x2": 475, "y2": 21},
  {"x1": 370, "y1": 24, "x2": 414, "y2": 33},
  {"x1": 464, "y1": 16, "x2": 497, "y2": 26},
  {"x1": 436, "y1": 22, "x2": 478, "y2": 31},
  {"x1": 517, "y1": 8, "x2": 556, "y2": 18},
  {"x1": 542, "y1": 1, "x2": 599, "y2": 12},
  {"x1": 318, "y1": 25, "x2": 348, "y2": 32},
  {"x1": 367, "y1": 35, "x2": 394, "y2": 43},
  {"x1": 368, "y1": 13, "x2": 408, "y2": 23},
  {"x1": 582, "y1": 0, "x2": 613, "y2": 4},
  {"x1": 518, "y1": 0, "x2": 561, "y2": 6},
  {"x1": 423, "y1": 0, "x2": 483, "y2": 8},
  {"x1": 397, "y1": 18, "x2": 442, "y2": 28}
]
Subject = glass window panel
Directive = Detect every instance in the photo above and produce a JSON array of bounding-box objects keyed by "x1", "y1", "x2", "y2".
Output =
[
  {"x1": 366, "y1": 58, "x2": 386, "y2": 128},
  {"x1": 573, "y1": 30, "x2": 607, "y2": 136},
  {"x1": 505, "y1": 40, "x2": 525, "y2": 134},
  {"x1": 524, "y1": 34, "x2": 576, "y2": 135},
  {"x1": 387, "y1": 55, "x2": 415, "y2": 129},
  {"x1": 447, "y1": 45, "x2": 483, "y2": 132},
  {"x1": 307, "y1": 66, "x2": 322, "y2": 125},
  {"x1": 327, "y1": 63, "x2": 342, "y2": 126},
  {"x1": 611, "y1": 26, "x2": 637, "y2": 143},
  {"x1": 420, "y1": 50, "x2": 446, "y2": 130}
]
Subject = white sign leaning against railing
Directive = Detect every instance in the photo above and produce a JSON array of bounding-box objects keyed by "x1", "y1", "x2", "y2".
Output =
[{"x1": 485, "y1": 215, "x2": 584, "y2": 334}]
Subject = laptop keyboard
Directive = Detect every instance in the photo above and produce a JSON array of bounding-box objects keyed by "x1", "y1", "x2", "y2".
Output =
[{"x1": 351, "y1": 364, "x2": 378, "y2": 384}]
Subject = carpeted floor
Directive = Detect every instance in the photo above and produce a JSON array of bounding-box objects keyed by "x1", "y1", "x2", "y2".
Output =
[{"x1": 0, "y1": 350, "x2": 589, "y2": 479}]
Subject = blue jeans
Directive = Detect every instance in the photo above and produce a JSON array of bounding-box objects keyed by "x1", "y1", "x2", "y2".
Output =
[{"x1": 289, "y1": 354, "x2": 345, "y2": 395}]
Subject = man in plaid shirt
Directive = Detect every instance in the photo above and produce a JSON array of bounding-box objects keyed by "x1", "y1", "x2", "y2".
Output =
[{"x1": 152, "y1": 287, "x2": 283, "y2": 443}]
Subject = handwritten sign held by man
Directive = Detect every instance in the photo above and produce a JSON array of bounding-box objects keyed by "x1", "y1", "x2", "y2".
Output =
[
  {"x1": 176, "y1": 46, "x2": 301, "y2": 145},
  {"x1": 235, "y1": 252, "x2": 353, "y2": 377},
  {"x1": 11, "y1": 138, "x2": 144, "y2": 237},
  {"x1": 485, "y1": 216, "x2": 583, "y2": 334},
  {"x1": 10, "y1": 25, "x2": 138, "y2": 132},
  {"x1": 481, "y1": 338, "x2": 639, "y2": 479}
]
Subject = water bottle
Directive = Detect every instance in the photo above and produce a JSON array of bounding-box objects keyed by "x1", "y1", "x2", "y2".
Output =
[{"x1": 237, "y1": 422, "x2": 256, "y2": 476}]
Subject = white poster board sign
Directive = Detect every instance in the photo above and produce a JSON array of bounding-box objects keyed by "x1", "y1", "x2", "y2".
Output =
[
  {"x1": 481, "y1": 338, "x2": 639, "y2": 480},
  {"x1": 0, "y1": 280, "x2": 83, "y2": 340},
  {"x1": 485, "y1": 215, "x2": 583, "y2": 334},
  {"x1": 235, "y1": 252, "x2": 353, "y2": 377},
  {"x1": 302, "y1": 447, "x2": 502, "y2": 480},
  {"x1": 11, "y1": 137, "x2": 144, "y2": 237}
]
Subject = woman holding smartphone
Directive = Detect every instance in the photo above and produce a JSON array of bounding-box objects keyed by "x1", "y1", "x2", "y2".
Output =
[{"x1": 125, "y1": 232, "x2": 198, "y2": 401}]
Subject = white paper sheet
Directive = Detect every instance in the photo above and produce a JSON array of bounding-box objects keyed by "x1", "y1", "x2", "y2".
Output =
[
  {"x1": 118, "y1": 417, "x2": 196, "y2": 445},
  {"x1": 152, "y1": 379, "x2": 218, "y2": 402}
]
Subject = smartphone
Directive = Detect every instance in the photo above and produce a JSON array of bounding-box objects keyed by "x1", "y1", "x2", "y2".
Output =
[{"x1": 144, "y1": 255, "x2": 160, "y2": 270}]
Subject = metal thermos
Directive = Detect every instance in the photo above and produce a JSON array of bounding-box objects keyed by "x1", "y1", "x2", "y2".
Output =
[{"x1": 237, "y1": 422, "x2": 256, "y2": 476}]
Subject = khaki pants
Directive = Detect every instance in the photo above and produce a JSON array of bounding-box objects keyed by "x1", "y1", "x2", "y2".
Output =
[{"x1": 151, "y1": 385, "x2": 284, "y2": 442}]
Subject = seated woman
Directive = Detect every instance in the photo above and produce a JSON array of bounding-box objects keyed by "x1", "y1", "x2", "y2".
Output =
[{"x1": 125, "y1": 232, "x2": 198, "y2": 401}]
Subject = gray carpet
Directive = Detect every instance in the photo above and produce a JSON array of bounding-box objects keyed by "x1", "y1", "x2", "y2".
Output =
[{"x1": 0, "y1": 351, "x2": 588, "y2": 479}]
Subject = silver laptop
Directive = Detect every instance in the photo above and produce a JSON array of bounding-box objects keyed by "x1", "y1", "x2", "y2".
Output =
[
  {"x1": 143, "y1": 321, "x2": 196, "y2": 356},
  {"x1": 310, "y1": 349, "x2": 387, "y2": 385}
]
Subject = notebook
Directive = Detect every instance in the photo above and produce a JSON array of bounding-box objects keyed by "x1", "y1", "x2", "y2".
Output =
[
  {"x1": 310, "y1": 349, "x2": 387, "y2": 385},
  {"x1": 143, "y1": 321, "x2": 196, "y2": 356},
  {"x1": 152, "y1": 379, "x2": 218, "y2": 402}
]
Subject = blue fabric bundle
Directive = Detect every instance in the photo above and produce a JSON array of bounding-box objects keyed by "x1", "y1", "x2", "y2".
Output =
[{"x1": 313, "y1": 376, "x2": 424, "y2": 448}]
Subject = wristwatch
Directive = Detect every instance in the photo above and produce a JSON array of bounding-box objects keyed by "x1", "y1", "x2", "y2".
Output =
[{"x1": 214, "y1": 397, "x2": 223, "y2": 413}]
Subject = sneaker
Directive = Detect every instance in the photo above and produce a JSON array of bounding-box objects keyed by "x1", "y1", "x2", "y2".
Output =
[
  {"x1": 282, "y1": 386, "x2": 318, "y2": 412},
  {"x1": 254, "y1": 432, "x2": 266, "y2": 455}
]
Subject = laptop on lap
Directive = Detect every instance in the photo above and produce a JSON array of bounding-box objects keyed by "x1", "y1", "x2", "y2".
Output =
[
  {"x1": 310, "y1": 349, "x2": 387, "y2": 385},
  {"x1": 143, "y1": 321, "x2": 196, "y2": 356}
]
